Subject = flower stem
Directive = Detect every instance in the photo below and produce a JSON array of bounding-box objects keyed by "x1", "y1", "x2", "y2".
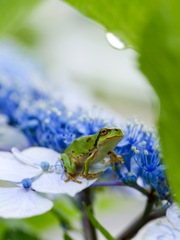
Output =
[
  {"x1": 78, "y1": 188, "x2": 98, "y2": 240},
  {"x1": 115, "y1": 191, "x2": 165, "y2": 240}
]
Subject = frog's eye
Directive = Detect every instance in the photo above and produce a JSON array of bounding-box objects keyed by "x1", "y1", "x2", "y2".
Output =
[{"x1": 99, "y1": 128, "x2": 108, "y2": 136}]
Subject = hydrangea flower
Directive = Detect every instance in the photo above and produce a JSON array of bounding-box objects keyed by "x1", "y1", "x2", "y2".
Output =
[
  {"x1": 114, "y1": 121, "x2": 169, "y2": 199},
  {"x1": 0, "y1": 178, "x2": 53, "y2": 219},
  {"x1": 134, "y1": 151, "x2": 168, "y2": 196},
  {"x1": 166, "y1": 203, "x2": 180, "y2": 230},
  {"x1": 0, "y1": 146, "x2": 100, "y2": 218},
  {"x1": 0, "y1": 43, "x2": 170, "y2": 202},
  {"x1": 0, "y1": 147, "x2": 97, "y2": 196},
  {"x1": 115, "y1": 121, "x2": 159, "y2": 171},
  {"x1": 142, "y1": 221, "x2": 180, "y2": 240},
  {"x1": 141, "y1": 203, "x2": 180, "y2": 239},
  {"x1": 0, "y1": 43, "x2": 108, "y2": 153}
]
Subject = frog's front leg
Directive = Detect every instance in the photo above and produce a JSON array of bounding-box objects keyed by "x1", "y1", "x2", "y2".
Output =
[
  {"x1": 83, "y1": 150, "x2": 104, "y2": 178},
  {"x1": 61, "y1": 153, "x2": 82, "y2": 183},
  {"x1": 108, "y1": 151, "x2": 124, "y2": 170}
]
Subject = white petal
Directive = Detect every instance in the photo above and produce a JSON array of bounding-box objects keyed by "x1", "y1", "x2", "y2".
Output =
[
  {"x1": 143, "y1": 221, "x2": 180, "y2": 240},
  {"x1": 0, "y1": 187, "x2": 53, "y2": 218},
  {"x1": 166, "y1": 203, "x2": 180, "y2": 230},
  {"x1": 0, "y1": 152, "x2": 41, "y2": 181},
  {"x1": 12, "y1": 147, "x2": 39, "y2": 168},
  {"x1": 22, "y1": 147, "x2": 60, "y2": 165},
  {"x1": 32, "y1": 173, "x2": 97, "y2": 196}
]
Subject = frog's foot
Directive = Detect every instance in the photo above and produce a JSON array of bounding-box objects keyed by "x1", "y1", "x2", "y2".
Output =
[
  {"x1": 64, "y1": 172, "x2": 82, "y2": 184},
  {"x1": 82, "y1": 171, "x2": 104, "y2": 180},
  {"x1": 116, "y1": 156, "x2": 124, "y2": 165},
  {"x1": 108, "y1": 152, "x2": 124, "y2": 170}
]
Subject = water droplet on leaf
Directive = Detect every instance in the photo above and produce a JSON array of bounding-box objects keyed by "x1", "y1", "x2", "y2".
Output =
[{"x1": 106, "y1": 32, "x2": 126, "y2": 50}]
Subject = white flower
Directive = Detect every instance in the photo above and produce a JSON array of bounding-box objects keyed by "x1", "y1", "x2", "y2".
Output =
[
  {"x1": 0, "y1": 146, "x2": 99, "y2": 218},
  {"x1": 139, "y1": 203, "x2": 180, "y2": 240},
  {"x1": 0, "y1": 178, "x2": 53, "y2": 219},
  {"x1": 166, "y1": 203, "x2": 180, "y2": 231},
  {"x1": 0, "y1": 149, "x2": 41, "y2": 181},
  {"x1": 0, "y1": 147, "x2": 97, "y2": 196},
  {"x1": 142, "y1": 221, "x2": 180, "y2": 240}
]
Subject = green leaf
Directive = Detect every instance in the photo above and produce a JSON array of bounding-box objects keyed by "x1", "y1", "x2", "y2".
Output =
[
  {"x1": 63, "y1": 0, "x2": 180, "y2": 202},
  {"x1": 0, "y1": 219, "x2": 33, "y2": 233},
  {"x1": 54, "y1": 197, "x2": 81, "y2": 220},
  {"x1": 63, "y1": 232, "x2": 74, "y2": 240},
  {"x1": 0, "y1": 224, "x2": 8, "y2": 239},
  {"x1": 83, "y1": 203, "x2": 115, "y2": 240},
  {"x1": 64, "y1": 0, "x2": 159, "y2": 48},
  {"x1": 52, "y1": 208, "x2": 74, "y2": 231},
  {"x1": 0, "y1": 0, "x2": 41, "y2": 36},
  {"x1": 139, "y1": 1, "x2": 180, "y2": 202},
  {"x1": 24, "y1": 211, "x2": 58, "y2": 232},
  {"x1": 2, "y1": 229, "x2": 40, "y2": 240},
  {"x1": 12, "y1": 26, "x2": 39, "y2": 47}
]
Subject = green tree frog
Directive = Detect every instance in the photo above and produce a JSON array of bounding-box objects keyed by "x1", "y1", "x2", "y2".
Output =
[{"x1": 61, "y1": 127, "x2": 124, "y2": 183}]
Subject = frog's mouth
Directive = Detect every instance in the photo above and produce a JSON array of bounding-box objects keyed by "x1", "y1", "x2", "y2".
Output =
[
  {"x1": 106, "y1": 134, "x2": 124, "y2": 141},
  {"x1": 99, "y1": 135, "x2": 124, "y2": 148}
]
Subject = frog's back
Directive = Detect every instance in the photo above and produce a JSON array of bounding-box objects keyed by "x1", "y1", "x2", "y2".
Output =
[{"x1": 65, "y1": 134, "x2": 98, "y2": 156}]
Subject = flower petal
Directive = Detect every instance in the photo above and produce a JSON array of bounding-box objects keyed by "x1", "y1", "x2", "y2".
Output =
[
  {"x1": 21, "y1": 147, "x2": 60, "y2": 165},
  {"x1": 12, "y1": 147, "x2": 39, "y2": 168},
  {"x1": 32, "y1": 173, "x2": 97, "y2": 196},
  {"x1": 143, "y1": 221, "x2": 180, "y2": 240},
  {"x1": 166, "y1": 203, "x2": 180, "y2": 230},
  {"x1": 0, "y1": 187, "x2": 53, "y2": 218},
  {"x1": 0, "y1": 152, "x2": 41, "y2": 181}
]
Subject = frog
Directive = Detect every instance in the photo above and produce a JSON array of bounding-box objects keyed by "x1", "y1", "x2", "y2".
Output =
[{"x1": 61, "y1": 127, "x2": 124, "y2": 183}]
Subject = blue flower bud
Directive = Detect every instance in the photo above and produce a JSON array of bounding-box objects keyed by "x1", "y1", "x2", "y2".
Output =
[{"x1": 22, "y1": 178, "x2": 32, "y2": 189}]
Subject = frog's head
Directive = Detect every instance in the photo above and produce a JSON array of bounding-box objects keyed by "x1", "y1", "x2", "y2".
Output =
[{"x1": 96, "y1": 127, "x2": 124, "y2": 150}]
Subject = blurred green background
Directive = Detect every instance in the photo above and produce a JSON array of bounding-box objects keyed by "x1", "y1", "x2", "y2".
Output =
[{"x1": 1, "y1": 0, "x2": 157, "y2": 125}]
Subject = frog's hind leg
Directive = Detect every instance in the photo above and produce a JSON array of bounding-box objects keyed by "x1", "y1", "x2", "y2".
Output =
[
  {"x1": 65, "y1": 172, "x2": 82, "y2": 184},
  {"x1": 82, "y1": 171, "x2": 104, "y2": 180}
]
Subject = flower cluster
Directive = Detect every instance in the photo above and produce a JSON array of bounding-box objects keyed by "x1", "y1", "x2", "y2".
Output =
[
  {"x1": 114, "y1": 121, "x2": 169, "y2": 199},
  {"x1": 0, "y1": 43, "x2": 107, "y2": 152},
  {"x1": 0, "y1": 43, "x2": 170, "y2": 220}
]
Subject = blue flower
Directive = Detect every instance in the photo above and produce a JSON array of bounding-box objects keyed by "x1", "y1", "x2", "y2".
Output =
[
  {"x1": 121, "y1": 172, "x2": 137, "y2": 184},
  {"x1": 134, "y1": 150, "x2": 169, "y2": 199},
  {"x1": 115, "y1": 121, "x2": 145, "y2": 171},
  {"x1": 113, "y1": 120, "x2": 169, "y2": 199},
  {"x1": 0, "y1": 44, "x2": 108, "y2": 152}
]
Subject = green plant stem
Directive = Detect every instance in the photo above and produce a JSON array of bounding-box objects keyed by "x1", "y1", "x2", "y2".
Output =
[
  {"x1": 78, "y1": 188, "x2": 98, "y2": 240},
  {"x1": 116, "y1": 191, "x2": 165, "y2": 240}
]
